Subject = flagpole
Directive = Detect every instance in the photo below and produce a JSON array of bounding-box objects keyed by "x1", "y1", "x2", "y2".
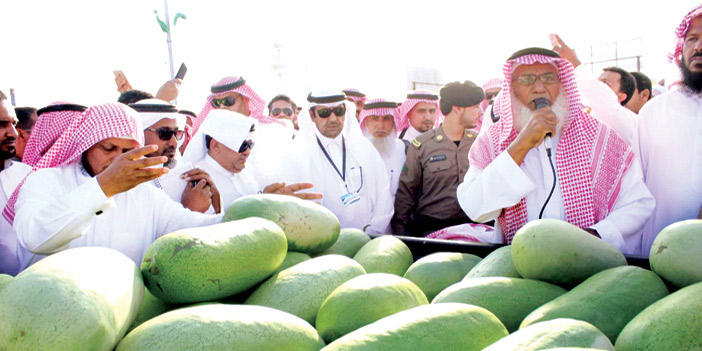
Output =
[{"x1": 164, "y1": 0, "x2": 175, "y2": 79}]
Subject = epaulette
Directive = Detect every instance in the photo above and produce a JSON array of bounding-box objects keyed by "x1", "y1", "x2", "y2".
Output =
[
  {"x1": 411, "y1": 139, "x2": 421, "y2": 148},
  {"x1": 465, "y1": 129, "x2": 478, "y2": 139}
]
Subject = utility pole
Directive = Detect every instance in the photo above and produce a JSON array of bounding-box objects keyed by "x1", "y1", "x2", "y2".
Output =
[{"x1": 164, "y1": 0, "x2": 175, "y2": 79}]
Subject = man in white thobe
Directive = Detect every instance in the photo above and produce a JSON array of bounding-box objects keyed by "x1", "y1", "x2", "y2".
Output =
[
  {"x1": 635, "y1": 5, "x2": 702, "y2": 255},
  {"x1": 0, "y1": 91, "x2": 31, "y2": 275},
  {"x1": 281, "y1": 90, "x2": 393, "y2": 234},
  {"x1": 358, "y1": 98, "x2": 406, "y2": 199},
  {"x1": 9, "y1": 102, "x2": 222, "y2": 270},
  {"x1": 457, "y1": 47, "x2": 654, "y2": 255}
]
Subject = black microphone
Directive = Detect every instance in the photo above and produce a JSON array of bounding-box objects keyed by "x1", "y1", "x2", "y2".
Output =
[{"x1": 533, "y1": 97, "x2": 552, "y2": 156}]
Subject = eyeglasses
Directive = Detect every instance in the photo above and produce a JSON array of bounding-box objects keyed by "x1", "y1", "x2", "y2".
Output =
[
  {"x1": 145, "y1": 127, "x2": 184, "y2": 141},
  {"x1": 238, "y1": 139, "x2": 254, "y2": 153},
  {"x1": 513, "y1": 72, "x2": 559, "y2": 86},
  {"x1": 271, "y1": 107, "x2": 293, "y2": 117},
  {"x1": 212, "y1": 95, "x2": 242, "y2": 108},
  {"x1": 315, "y1": 105, "x2": 346, "y2": 118}
]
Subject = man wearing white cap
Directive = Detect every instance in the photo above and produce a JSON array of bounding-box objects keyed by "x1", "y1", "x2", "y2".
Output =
[
  {"x1": 397, "y1": 90, "x2": 440, "y2": 143},
  {"x1": 359, "y1": 98, "x2": 406, "y2": 199},
  {"x1": 160, "y1": 109, "x2": 319, "y2": 213},
  {"x1": 130, "y1": 99, "x2": 219, "y2": 213},
  {"x1": 7, "y1": 103, "x2": 222, "y2": 270},
  {"x1": 281, "y1": 90, "x2": 393, "y2": 233}
]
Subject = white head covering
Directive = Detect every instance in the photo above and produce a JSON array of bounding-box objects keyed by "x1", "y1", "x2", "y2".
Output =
[
  {"x1": 181, "y1": 109, "x2": 256, "y2": 165},
  {"x1": 129, "y1": 98, "x2": 185, "y2": 129}
]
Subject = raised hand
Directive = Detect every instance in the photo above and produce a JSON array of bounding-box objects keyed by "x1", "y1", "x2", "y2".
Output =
[{"x1": 97, "y1": 145, "x2": 168, "y2": 198}]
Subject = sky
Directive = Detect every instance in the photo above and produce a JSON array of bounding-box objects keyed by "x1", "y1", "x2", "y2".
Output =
[{"x1": 1, "y1": 0, "x2": 699, "y2": 111}]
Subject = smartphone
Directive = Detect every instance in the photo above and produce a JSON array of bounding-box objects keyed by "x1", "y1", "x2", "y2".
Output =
[
  {"x1": 175, "y1": 63, "x2": 187, "y2": 80},
  {"x1": 113, "y1": 70, "x2": 132, "y2": 93}
]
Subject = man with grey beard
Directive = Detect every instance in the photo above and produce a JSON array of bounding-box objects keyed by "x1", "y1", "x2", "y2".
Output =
[
  {"x1": 458, "y1": 47, "x2": 654, "y2": 255},
  {"x1": 358, "y1": 98, "x2": 406, "y2": 199}
]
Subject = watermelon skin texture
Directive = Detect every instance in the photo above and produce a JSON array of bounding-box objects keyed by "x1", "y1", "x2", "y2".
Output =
[
  {"x1": 245, "y1": 255, "x2": 366, "y2": 324},
  {"x1": 312, "y1": 228, "x2": 371, "y2": 258},
  {"x1": 141, "y1": 218, "x2": 287, "y2": 304},
  {"x1": 116, "y1": 304, "x2": 325, "y2": 351},
  {"x1": 521, "y1": 266, "x2": 669, "y2": 343},
  {"x1": 0, "y1": 247, "x2": 144, "y2": 351},
  {"x1": 649, "y1": 219, "x2": 702, "y2": 289},
  {"x1": 403, "y1": 252, "x2": 481, "y2": 301},
  {"x1": 353, "y1": 235, "x2": 413, "y2": 276},
  {"x1": 223, "y1": 193, "x2": 340, "y2": 253},
  {"x1": 433, "y1": 276, "x2": 566, "y2": 333},
  {"x1": 615, "y1": 281, "x2": 702, "y2": 351},
  {"x1": 464, "y1": 246, "x2": 521, "y2": 279},
  {"x1": 321, "y1": 303, "x2": 508, "y2": 351},
  {"x1": 482, "y1": 318, "x2": 615, "y2": 351},
  {"x1": 315, "y1": 273, "x2": 428, "y2": 343},
  {"x1": 511, "y1": 219, "x2": 627, "y2": 288}
]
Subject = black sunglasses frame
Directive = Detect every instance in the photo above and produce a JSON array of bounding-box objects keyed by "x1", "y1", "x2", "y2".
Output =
[
  {"x1": 145, "y1": 127, "x2": 184, "y2": 141},
  {"x1": 315, "y1": 105, "x2": 346, "y2": 118}
]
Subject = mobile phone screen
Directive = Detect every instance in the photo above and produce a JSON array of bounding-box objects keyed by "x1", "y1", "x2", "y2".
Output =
[{"x1": 175, "y1": 63, "x2": 187, "y2": 80}]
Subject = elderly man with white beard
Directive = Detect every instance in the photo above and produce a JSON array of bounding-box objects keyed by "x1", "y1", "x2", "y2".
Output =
[
  {"x1": 457, "y1": 47, "x2": 654, "y2": 255},
  {"x1": 359, "y1": 98, "x2": 406, "y2": 199}
]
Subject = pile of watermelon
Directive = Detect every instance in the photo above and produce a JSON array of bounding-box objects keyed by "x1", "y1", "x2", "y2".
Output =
[{"x1": 1, "y1": 194, "x2": 701, "y2": 350}]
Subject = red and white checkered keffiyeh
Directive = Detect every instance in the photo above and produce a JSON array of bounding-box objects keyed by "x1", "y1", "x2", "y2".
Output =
[
  {"x1": 190, "y1": 76, "x2": 280, "y2": 138},
  {"x1": 343, "y1": 88, "x2": 366, "y2": 103},
  {"x1": 3, "y1": 102, "x2": 144, "y2": 224},
  {"x1": 397, "y1": 90, "x2": 442, "y2": 132},
  {"x1": 358, "y1": 98, "x2": 400, "y2": 135},
  {"x1": 22, "y1": 102, "x2": 85, "y2": 167},
  {"x1": 469, "y1": 54, "x2": 635, "y2": 243},
  {"x1": 668, "y1": 4, "x2": 702, "y2": 63}
]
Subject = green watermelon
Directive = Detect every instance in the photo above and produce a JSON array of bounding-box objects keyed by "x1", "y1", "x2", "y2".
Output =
[
  {"x1": 0, "y1": 273, "x2": 12, "y2": 292},
  {"x1": 274, "y1": 252, "x2": 312, "y2": 274},
  {"x1": 126, "y1": 287, "x2": 172, "y2": 333},
  {"x1": 353, "y1": 235, "x2": 413, "y2": 276},
  {"x1": 511, "y1": 219, "x2": 627, "y2": 287},
  {"x1": 116, "y1": 304, "x2": 324, "y2": 351},
  {"x1": 0, "y1": 247, "x2": 143, "y2": 351},
  {"x1": 433, "y1": 277, "x2": 566, "y2": 332},
  {"x1": 615, "y1": 281, "x2": 702, "y2": 350},
  {"x1": 521, "y1": 266, "x2": 668, "y2": 343},
  {"x1": 463, "y1": 246, "x2": 521, "y2": 279},
  {"x1": 482, "y1": 318, "x2": 614, "y2": 351},
  {"x1": 312, "y1": 228, "x2": 371, "y2": 258},
  {"x1": 316, "y1": 273, "x2": 428, "y2": 343},
  {"x1": 141, "y1": 218, "x2": 287, "y2": 304},
  {"x1": 321, "y1": 303, "x2": 508, "y2": 351},
  {"x1": 403, "y1": 252, "x2": 481, "y2": 301},
  {"x1": 649, "y1": 219, "x2": 702, "y2": 289},
  {"x1": 245, "y1": 255, "x2": 366, "y2": 324},
  {"x1": 223, "y1": 194, "x2": 340, "y2": 253}
]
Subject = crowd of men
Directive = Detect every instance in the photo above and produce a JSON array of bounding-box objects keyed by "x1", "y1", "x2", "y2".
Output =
[{"x1": 1, "y1": 5, "x2": 701, "y2": 276}]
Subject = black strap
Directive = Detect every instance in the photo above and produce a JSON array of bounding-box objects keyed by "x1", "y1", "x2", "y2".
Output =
[
  {"x1": 399, "y1": 128, "x2": 407, "y2": 139},
  {"x1": 316, "y1": 136, "x2": 346, "y2": 181}
]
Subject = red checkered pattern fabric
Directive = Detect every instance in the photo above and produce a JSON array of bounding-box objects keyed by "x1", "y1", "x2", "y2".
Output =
[
  {"x1": 397, "y1": 90, "x2": 441, "y2": 131},
  {"x1": 668, "y1": 4, "x2": 702, "y2": 63},
  {"x1": 469, "y1": 54, "x2": 634, "y2": 242},
  {"x1": 22, "y1": 102, "x2": 83, "y2": 167},
  {"x1": 358, "y1": 98, "x2": 400, "y2": 135},
  {"x1": 343, "y1": 88, "x2": 366, "y2": 103},
  {"x1": 191, "y1": 76, "x2": 280, "y2": 138},
  {"x1": 3, "y1": 103, "x2": 144, "y2": 224}
]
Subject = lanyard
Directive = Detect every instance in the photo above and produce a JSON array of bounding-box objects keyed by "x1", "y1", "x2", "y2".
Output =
[{"x1": 316, "y1": 136, "x2": 346, "y2": 181}]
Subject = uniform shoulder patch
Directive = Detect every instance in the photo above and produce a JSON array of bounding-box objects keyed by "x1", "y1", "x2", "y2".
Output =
[
  {"x1": 465, "y1": 130, "x2": 478, "y2": 139},
  {"x1": 411, "y1": 139, "x2": 421, "y2": 148}
]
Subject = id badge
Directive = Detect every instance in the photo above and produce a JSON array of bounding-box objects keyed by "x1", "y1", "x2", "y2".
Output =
[{"x1": 341, "y1": 192, "x2": 360, "y2": 207}]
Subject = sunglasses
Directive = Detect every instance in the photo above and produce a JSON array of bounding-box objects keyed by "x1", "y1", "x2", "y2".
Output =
[
  {"x1": 513, "y1": 72, "x2": 559, "y2": 86},
  {"x1": 239, "y1": 139, "x2": 254, "y2": 153},
  {"x1": 145, "y1": 127, "x2": 184, "y2": 141},
  {"x1": 271, "y1": 107, "x2": 293, "y2": 117},
  {"x1": 315, "y1": 105, "x2": 346, "y2": 118},
  {"x1": 212, "y1": 95, "x2": 242, "y2": 108}
]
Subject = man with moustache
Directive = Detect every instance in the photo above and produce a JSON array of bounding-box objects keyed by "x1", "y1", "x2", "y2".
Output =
[
  {"x1": 396, "y1": 90, "x2": 440, "y2": 142},
  {"x1": 358, "y1": 98, "x2": 406, "y2": 199},
  {"x1": 0, "y1": 91, "x2": 31, "y2": 275},
  {"x1": 458, "y1": 48, "x2": 654, "y2": 254},
  {"x1": 281, "y1": 90, "x2": 393, "y2": 234},
  {"x1": 392, "y1": 81, "x2": 484, "y2": 237},
  {"x1": 635, "y1": 4, "x2": 702, "y2": 255}
]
